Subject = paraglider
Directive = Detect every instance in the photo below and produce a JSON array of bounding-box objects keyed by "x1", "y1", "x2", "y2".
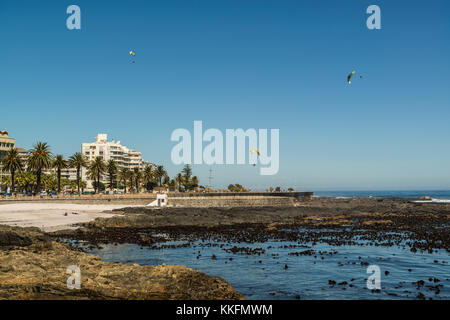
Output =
[
  {"x1": 250, "y1": 148, "x2": 260, "y2": 166},
  {"x1": 347, "y1": 71, "x2": 364, "y2": 84},
  {"x1": 347, "y1": 71, "x2": 355, "y2": 84},
  {"x1": 129, "y1": 50, "x2": 136, "y2": 63}
]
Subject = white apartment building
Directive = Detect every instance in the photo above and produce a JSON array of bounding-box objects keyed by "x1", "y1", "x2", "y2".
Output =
[
  {"x1": 0, "y1": 130, "x2": 16, "y2": 188},
  {"x1": 81, "y1": 134, "x2": 149, "y2": 189},
  {"x1": 8, "y1": 147, "x2": 81, "y2": 188}
]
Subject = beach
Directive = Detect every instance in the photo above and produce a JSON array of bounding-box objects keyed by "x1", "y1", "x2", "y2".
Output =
[{"x1": 0, "y1": 203, "x2": 130, "y2": 232}]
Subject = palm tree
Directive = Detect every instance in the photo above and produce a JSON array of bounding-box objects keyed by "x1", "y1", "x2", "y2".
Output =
[
  {"x1": 28, "y1": 142, "x2": 52, "y2": 194},
  {"x1": 1, "y1": 148, "x2": 23, "y2": 194},
  {"x1": 106, "y1": 160, "x2": 118, "y2": 191},
  {"x1": 128, "y1": 169, "x2": 134, "y2": 193},
  {"x1": 0, "y1": 176, "x2": 11, "y2": 193},
  {"x1": 155, "y1": 165, "x2": 167, "y2": 186},
  {"x1": 52, "y1": 155, "x2": 67, "y2": 194},
  {"x1": 119, "y1": 167, "x2": 130, "y2": 194},
  {"x1": 16, "y1": 171, "x2": 36, "y2": 194},
  {"x1": 87, "y1": 157, "x2": 106, "y2": 194},
  {"x1": 69, "y1": 152, "x2": 88, "y2": 195},
  {"x1": 175, "y1": 173, "x2": 184, "y2": 189},
  {"x1": 80, "y1": 180, "x2": 87, "y2": 193},
  {"x1": 143, "y1": 165, "x2": 154, "y2": 192},
  {"x1": 133, "y1": 167, "x2": 142, "y2": 193},
  {"x1": 162, "y1": 174, "x2": 170, "y2": 186}
]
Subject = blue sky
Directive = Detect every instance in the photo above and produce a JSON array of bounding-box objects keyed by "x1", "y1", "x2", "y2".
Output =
[{"x1": 0, "y1": 0, "x2": 449, "y2": 190}]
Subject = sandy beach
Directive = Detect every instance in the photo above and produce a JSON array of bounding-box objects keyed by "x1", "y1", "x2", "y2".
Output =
[{"x1": 0, "y1": 203, "x2": 136, "y2": 232}]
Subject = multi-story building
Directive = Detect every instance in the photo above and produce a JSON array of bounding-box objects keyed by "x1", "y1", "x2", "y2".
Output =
[
  {"x1": 81, "y1": 134, "x2": 150, "y2": 189},
  {"x1": 16, "y1": 147, "x2": 29, "y2": 164},
  {"x1": 0, "y1": 130, "x2": 16, "y2": 183},
  {"x1": 44, "y1": 167, "x2": 79, "y2": 181}
]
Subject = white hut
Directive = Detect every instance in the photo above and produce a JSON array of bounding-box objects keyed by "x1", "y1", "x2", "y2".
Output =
[{"x1": 147, "y1": 193, "x2": 168, "y2": 207}]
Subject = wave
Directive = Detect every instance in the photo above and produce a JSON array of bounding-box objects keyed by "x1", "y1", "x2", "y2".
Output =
[{"x1": 413, "y1": 198, "x2": 450, "y2": 204}]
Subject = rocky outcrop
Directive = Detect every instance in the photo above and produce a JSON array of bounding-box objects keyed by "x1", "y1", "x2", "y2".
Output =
[
  {"x1": 0, "y1": 226, "x2": 51, "y2": 248},
  {"x1": 77, "y1": 197, "x2": 450, "y2": 230},
  {"x1": 0, "y1": 226, "x2": 243, "y2": 300}
]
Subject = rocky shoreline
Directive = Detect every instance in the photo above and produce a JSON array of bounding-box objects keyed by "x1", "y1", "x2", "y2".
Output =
[
  {"x1": 57, "y1": 198, "x2": 450, "y2": 254},
  {"x1": 1, "y1": 197, "x2": 449, "y2": 300},
  {"x1": 0, "y1": 225, "x2": 243, "y2": 299}
]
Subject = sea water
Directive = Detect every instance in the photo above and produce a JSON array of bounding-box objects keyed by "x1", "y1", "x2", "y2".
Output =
[
  {"x1": 314, "y1": 190, "x2": 450, "y2": 201},
  {"x1": 82, "y1": 237, "x2": 449, "y2": 300}
]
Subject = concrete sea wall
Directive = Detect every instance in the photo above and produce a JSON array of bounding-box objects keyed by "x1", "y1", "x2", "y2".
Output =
[
  {"x1": 169, "y1": 196, "x2": 295, "y2": 207},
  {"x1": 0, "y1": 192, "x2": 313, "y2": 207},
  {"x1": 168, "y1": 192, "x2": 313, "y2": 207}
]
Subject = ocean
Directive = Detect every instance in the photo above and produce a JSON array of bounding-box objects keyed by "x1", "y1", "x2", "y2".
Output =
[
  {"x1": 314, "y1": 190, "x2": 450, "y2": 201},
  {"x1": 82, "y1": 238, "x2": 449, "y2": 300}
]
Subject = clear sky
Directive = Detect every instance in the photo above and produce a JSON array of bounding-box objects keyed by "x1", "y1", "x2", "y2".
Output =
[{"x1": 1, "y1": 0, "x2": 449, "y2": 190}]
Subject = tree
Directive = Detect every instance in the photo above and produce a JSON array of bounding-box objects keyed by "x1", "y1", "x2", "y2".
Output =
[
  {"x1": 143, "y1": 165, "x2": 154, "y2": 192},
  {"x1": 191, "y1": 176, "x2": 199, "y2": 190},
  {"x1": 1, "y1": 148, "x2": 23, "y2": 194},
  {"x1": 28, "y1": 142, "x2": 52, "y2": 194},
  {"x1": 87, "y1": 157, "x2": 106, "y2": 194},
  {"x1": 52, "y1": 155, "x2": 67, "y2": 194},
  {"x1": 228, "y1": 184, "x2": 248, "y2": 192},
  {"x1": 16, "y1": 171, "x2": 36, "y2": 194},
  {"x1": 133, "y1": 167, "x2": 142, "y2": 193},
  {"x1": 175, "y1": 173, "x2": 184, "y2": 189},
  {"x1": 42, "y1": 174, "x2": 57, "y2": 193},
  {"x1": 80, "y1": 180, "x2": 87, "y2": 193},
  {"x1": 181, "y1": 164, "x2": 194, "y2": 190},
  {"x1": 61, "y1": 178, "x2": 71, "y2": 191},
  {"x1": 128, "y1": 170, "x2": 134, "y2": 192},
  {"x1": 0, "y1": 176, "x2": 11, "y2": 193},
  {"x1": 155, "y1": 165, "x2": 167, "y2": 186},
  {"x1": 182, "y1": 164, "x2": 192, "y2": 180},
  {"x1": 92, "y1": 181, "x2": 106, "y2": 192},
  {"x1": 168, "y1": 179, "x2": 176, "y2": 191},
  {"x1": 162, "y1": 174, "x2": 170, "y2": 186},
  {"x1": 106, "y1": 160, "x2": 118, "y2": 191},
  {"x1": 182, "y1": 164, "x2": 192, "y2": 178},
  {"x1": 118, "y1": 168, "x2": 130, "y2": 194},
  {"x1": 69, "y1": 179, "x2": 78, "y2": 192},
  {"x1": 69, "y1": 152, "x2": 88, "y2": 195}
]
